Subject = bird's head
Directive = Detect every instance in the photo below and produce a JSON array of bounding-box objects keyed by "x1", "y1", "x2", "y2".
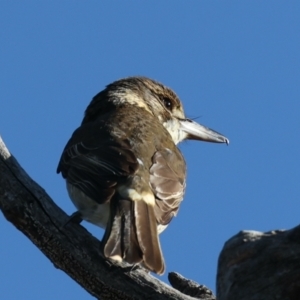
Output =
[{"x1": 84, "y1": 76, "x2": 229, "y2": 145}]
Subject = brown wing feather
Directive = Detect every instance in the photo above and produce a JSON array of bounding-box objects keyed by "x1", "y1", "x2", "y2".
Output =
[
  {"x1": 57, "y1": 121, "x2": 139, "y2": 205},
  {"x1": 150, "y1": 148, "x2": 186, "y2": 225}
]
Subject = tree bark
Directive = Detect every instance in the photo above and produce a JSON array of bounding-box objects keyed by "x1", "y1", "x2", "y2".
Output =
[
  {"x1": 217, "y1": 228, "x2": 300, "y2": 300},
  {"x1": 0, "y1": 136, "x2": 214, "y2": 300}
]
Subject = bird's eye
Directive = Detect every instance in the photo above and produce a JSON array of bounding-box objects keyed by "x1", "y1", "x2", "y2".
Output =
[{"x1": 162, "y1": 98, "x2": 173, "y2": 111}]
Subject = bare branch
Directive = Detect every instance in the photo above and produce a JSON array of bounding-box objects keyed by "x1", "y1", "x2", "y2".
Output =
[
  {"x1": 169, "y1": 272, "x2": 215, "y2": 299},
  {"x1": 0, "y1": 136, "x2": 213, "y2": 300}
]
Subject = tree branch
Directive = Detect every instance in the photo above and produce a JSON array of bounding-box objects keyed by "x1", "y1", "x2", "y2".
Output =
[{"x1": 0, "y1": 136, "x2": 214, "y2": 300}]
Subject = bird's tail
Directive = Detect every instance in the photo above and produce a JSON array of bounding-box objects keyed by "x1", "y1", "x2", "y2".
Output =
[{"x1": 102, "y1": 198, "x2": 165, "y2": 275}]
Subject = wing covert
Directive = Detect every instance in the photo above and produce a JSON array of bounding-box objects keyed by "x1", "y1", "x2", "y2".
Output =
[{"x1": 150, "y1": 148, "x2": 186, "y2": 225}]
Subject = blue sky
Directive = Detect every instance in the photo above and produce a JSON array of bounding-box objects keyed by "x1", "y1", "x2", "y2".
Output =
[{"x1": 1, "y1": 2, "x2": 299, "y2": 299}]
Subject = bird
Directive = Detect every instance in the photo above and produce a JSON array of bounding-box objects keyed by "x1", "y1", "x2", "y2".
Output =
[{"x1": 57, "y1": 76, "x2": 229, "y2": 275}]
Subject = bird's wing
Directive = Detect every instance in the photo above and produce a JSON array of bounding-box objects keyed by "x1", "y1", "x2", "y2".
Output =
[
  {"x1": 150, "y1": 148, "x2": 186, "y2": 226},
  {"x1": 57, "y1": 122, "x2": 139, "y2": 204}
]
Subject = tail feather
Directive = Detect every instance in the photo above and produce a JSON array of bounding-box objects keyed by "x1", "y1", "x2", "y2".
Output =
[
  {"x1": 121, "y1": 200, "x2": 143, "y2": 264},
  {"x1": 103, "y1": 199, "x2": 143, "y2": 264},
  {"x1": 102, "y1": 200, "x2": 123, "y2": 261},
  {"x1": 134, "y1": 200, "x2": 165, "y2": 274},
  {"x1": 102, "y1": 198, "x2": 165, "y2": 274}
]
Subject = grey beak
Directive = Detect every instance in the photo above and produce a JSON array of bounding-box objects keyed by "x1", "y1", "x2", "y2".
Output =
[{"x1": 180, "y1": 118, "x2": 229, "y2": 144}]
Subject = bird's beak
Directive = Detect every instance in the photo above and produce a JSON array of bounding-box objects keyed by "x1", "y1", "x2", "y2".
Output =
[{"x1": 180, "y1": 118, "x2": 229, "y2": 144}]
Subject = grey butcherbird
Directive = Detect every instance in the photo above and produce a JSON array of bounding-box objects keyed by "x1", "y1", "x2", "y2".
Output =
[{"x1": 57, "y1": 76, "x2": 229, "y2": 275}]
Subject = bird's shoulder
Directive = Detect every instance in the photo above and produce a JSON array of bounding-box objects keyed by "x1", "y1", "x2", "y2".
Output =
[{"x1": 57, "y1": 118, "x2": 138, "y2": 177}]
